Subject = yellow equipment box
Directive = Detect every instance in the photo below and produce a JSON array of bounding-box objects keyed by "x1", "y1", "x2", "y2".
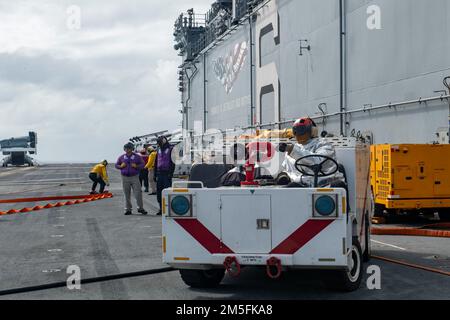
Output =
[{"x1": 370, "y1": 144, "x2": 450, "y2": 217}]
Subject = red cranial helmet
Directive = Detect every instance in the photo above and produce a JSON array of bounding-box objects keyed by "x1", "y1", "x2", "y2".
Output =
[{"x1": 293, "y1": 117, "x2": 317, "y2": 137}]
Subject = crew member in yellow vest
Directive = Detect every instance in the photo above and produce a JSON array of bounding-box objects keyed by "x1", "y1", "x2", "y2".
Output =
[
  {"x1": 145, "y1": 147, "x2": 157, "y2": 195},
  {"x1": 89, "y1": 160, "x2": 110, "y2": 194}
]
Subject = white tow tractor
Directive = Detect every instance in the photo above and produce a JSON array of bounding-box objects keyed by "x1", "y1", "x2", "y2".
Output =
[{"x1": 162, "y1": 137, "x2": 373, "y2": 291}]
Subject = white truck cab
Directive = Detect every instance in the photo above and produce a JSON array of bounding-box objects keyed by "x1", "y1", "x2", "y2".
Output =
[{"x1": 162, "y1": 137, "x2": 373, "y2": 291}]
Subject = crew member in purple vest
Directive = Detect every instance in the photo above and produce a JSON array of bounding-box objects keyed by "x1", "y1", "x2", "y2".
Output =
[
  {"x1": 154, "y1": 136, "x2": 175, "y2": 215},
  {"x1": 115, "y1": 142, "x2": 148, "y2": 216}
]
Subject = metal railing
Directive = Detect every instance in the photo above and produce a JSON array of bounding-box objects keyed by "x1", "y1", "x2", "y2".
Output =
[
  {"x1": 184, "y1": 93, "x2": 450, "y2": 139},
  {"x1": 174, "y1": 0, "x2": 266, "y2": 61}
]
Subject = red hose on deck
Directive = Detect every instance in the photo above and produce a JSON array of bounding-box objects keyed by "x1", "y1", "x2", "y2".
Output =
[
  {"x1": 0, "y1": 193, "x2": 113, "y2": 216},
  {"x1": 0, "y1": 194, "x2": 110, "y2": 204},
  {"x1": 372, "y1": 227, "x2": 450, "y2": 238}
]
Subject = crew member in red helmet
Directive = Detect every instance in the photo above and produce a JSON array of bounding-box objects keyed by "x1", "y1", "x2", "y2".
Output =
[{"x1": 278, "y1": 117, "x2": 343, "y2": 187}]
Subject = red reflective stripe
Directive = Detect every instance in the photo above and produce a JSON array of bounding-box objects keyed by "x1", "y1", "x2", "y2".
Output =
[
  {"x1": 270, "y1": 220, "x2": 334, "y2": 255},
  {"x1": 175, "y1": 219, "x2": 333, "y2": 256},
  {"x1": 175, "y1": 219, "x2": 234, "y2": 254}
]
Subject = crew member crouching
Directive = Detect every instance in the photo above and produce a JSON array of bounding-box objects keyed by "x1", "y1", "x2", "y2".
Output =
[{"x1": 89, "y1": 160, "x2": 110, "y2": 194}]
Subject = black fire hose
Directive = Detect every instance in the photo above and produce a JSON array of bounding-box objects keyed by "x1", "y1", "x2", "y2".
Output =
[{"x1": 0, "y1": 267, "x2": 175, "y2": 297}]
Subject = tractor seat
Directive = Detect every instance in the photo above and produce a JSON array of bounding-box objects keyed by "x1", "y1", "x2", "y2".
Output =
[{"x1": 189, "y1": 164, "x2": 234, "y2": 188}]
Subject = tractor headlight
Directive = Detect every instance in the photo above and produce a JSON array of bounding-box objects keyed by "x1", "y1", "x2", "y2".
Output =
[
  {"x1": 313, "y1": 194, "x2": 338, "y2": 218},
  {"x1": 170, "y1": 195, "x2": 191, "y2": 217}
]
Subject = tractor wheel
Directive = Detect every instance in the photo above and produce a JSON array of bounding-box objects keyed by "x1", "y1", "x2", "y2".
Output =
[
  {"x1": 180, "y1": 269, "x2": 225, "y2": 288},
  {"x1": 326, "y1": 238, "x2": 363, "y2": 292}
]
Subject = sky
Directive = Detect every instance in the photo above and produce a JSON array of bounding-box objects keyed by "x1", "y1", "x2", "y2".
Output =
[{"x1": 0, "y1": 0, "x2": 211, "y2": 163}]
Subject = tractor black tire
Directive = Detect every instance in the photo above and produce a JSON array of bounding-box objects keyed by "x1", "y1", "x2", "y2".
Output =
[
  {"x1": 180, "y1": 269, "x2": 225, "y2": 288},
  {"x1": 325, "y1": 238, "x2": 363, "y2": 292}
]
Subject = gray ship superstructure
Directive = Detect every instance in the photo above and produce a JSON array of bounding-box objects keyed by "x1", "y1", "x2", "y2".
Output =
[{"x1": 174, "y1": 0, "x2": 450, "y2": 147}]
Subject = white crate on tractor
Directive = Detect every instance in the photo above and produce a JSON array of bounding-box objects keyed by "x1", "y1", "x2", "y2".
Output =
[{"x1": 162, "y1": 138, "x2": 373, "y2": 291}]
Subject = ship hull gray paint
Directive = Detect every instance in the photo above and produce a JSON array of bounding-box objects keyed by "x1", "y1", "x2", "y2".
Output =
[{"x1": 182, "y1": 0, "x2": 450, "y2": 144}]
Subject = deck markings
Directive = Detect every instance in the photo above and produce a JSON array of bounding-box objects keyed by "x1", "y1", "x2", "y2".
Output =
[
  {"x1": 42, "y1": 269, "x2": 62, "y2": 273},
  {"x1": 12, "y1": 178, "x2": 83, "y2": 182},
  {"x1": 371, "y1": 239, "x2": 407, "y2": 251},
  {"x1": 0, "y1": 167, "x2": 35, "y2": 177}
]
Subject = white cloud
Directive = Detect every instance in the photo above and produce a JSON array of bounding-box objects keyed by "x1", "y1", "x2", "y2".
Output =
[{"x1": 0, "y1": 0, "x2": 212, "y2": 163}]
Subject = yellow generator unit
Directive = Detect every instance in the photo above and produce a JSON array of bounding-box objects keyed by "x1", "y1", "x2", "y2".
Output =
[{"x1": 370, "y1": 144, "x2": 450, "y2": 220}]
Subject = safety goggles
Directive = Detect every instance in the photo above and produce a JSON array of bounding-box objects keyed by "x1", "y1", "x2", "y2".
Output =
[{"x1": 293, "y1": 125, "x2": 311, "y2": 136}]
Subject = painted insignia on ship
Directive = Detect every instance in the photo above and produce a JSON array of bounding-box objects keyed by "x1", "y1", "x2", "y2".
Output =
[{"x1": 212, "y1": 41, "x2": 248, "y2": 94}]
